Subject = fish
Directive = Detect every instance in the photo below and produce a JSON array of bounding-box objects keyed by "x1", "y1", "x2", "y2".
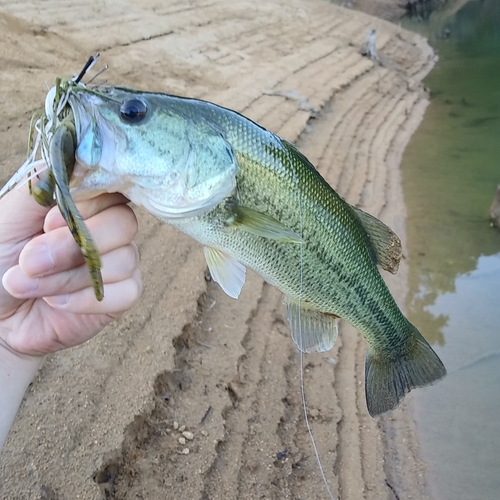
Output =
[{"x1": 0, "y1": 57, "x2": 446, "y2": 416}]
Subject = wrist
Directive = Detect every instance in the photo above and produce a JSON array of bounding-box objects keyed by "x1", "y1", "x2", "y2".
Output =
[{"x1": 0, "y1": 340, "x2": 42, "y2": 452}]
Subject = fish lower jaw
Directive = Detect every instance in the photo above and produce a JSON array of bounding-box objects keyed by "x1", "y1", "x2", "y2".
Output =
[
  {"x1": 125, "y1": 189, "x2": 222, "y2": 220},
  {"x1": 126, "y1": 179, "x2": 235, "y2": 220}
]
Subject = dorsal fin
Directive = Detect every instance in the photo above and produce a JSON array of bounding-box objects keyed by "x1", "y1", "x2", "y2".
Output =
[
  {"x1": 351, "y1": 206, "x2": 402, "y2": 274},
  {"x1": 284, "y1": 297, "x2": 339, "y2": 353}
]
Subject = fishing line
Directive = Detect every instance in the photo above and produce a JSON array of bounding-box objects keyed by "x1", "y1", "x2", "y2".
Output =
[{"x1": 282, "y1": 140, "x2": 335, "y2": 500}]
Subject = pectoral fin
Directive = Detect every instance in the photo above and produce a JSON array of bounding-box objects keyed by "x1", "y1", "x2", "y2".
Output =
[
  {"x1": 203, "y1": 246, "x2": 246, "y2": 299},
  {"x1": 351, "y1": 205, "x2": 402, "y2": 274},
  {"x1": 284, "y1": 297, "x2": 339, "y2": 353},
  {"x1": 226, "y1": 203, "x2": 302, "y2": 242}
]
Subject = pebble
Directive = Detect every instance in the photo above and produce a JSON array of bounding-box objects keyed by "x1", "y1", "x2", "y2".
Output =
[
  {"x1": 178, "y1": 437, "x2": 186, "y2": 445},
  {"x1": 323, "y1": 356, "x2": 337, "y2": 366},
  {"x1": 182, "y1": 431, "x2": 194, "y2": 441},
  {"x1": 201, "y1": 430, "x2": 208, "y2": 437},
  {"x1": 173, "y1": 421, "x2": 179, "y2": 430},
  {"x1": 180, "y1": 448, "x2": 190, "y2": 455},
  {"x1": 179, "y1": 425, "x2": 186, "y2": 432}
]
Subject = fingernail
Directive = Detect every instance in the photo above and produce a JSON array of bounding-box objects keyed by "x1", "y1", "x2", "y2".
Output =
[
  {"x1": 44, "y1": 209, "x2": 64, "y2": 230},
  {"x1": 46, "y1": 294, "x2": 69, "y2": 306},
  {"x1": 23, "y1": 243, "x2": 55, "y2": 276},
  {"x1": 2, "y1": 266, "x2": 39, "y2": 296}
]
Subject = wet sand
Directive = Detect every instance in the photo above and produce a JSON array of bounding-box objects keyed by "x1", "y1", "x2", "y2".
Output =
[{"x1": 0, "y1": 1, "x2": 436, "y2": 498}]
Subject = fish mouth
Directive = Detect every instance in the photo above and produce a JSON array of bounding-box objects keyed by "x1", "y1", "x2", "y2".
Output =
[
  {"x1": 67, "y1": 90, "x2": 131, "y2": 199},
  {"x1": 69, "y1": 91, "x2": 118, "y2": 170},
  {"x1": 66, "y1": 84, "x2": 239, "y2": 219}
]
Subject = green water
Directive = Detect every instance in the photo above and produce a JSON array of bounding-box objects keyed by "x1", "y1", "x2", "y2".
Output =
[{"x1": 401, "y1": 1, "x2": 500, "y2": 499}]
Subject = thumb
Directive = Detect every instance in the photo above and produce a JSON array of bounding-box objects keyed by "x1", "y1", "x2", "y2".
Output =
[
  {"x1": 0, "y1": 184, "x2": 50, "y2": 308},
  {"x1": 0, "y1": 184, "x2": 51, "y2": 245}
]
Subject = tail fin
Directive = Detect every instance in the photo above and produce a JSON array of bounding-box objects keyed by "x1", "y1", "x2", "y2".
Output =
[{"x1": 365, "y1": 325, "x2": 446, "y2": 417}]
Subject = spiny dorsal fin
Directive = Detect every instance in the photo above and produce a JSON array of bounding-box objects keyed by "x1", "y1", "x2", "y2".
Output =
[
  {"x1": 203, "y1": 246, "x2": 246, "y2": 299},
  {"x1": 284, "y1": 297, "x2": 339, "y2": 353},
  {"x1": 226, "y1": 203, "x2": 302, "y2": 243},
  {"x1": 351, "y1": 205, "x2": 402, "y2": 274}
]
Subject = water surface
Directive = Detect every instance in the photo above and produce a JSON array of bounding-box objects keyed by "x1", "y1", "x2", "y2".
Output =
[{"x1": 401, "y1": 1, "x2": 500, "y2": 499}]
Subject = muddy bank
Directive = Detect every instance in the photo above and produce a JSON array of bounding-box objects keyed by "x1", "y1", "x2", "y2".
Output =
[
  {"x1": 331, "y1": 0, "x2": 407, "y2": 20},
  {"x1": 332, "y1": 0, "x2": 450, "y2": 21},
  {"x1": 0, "y1": 1, "x2": 436, "y2": 499}
]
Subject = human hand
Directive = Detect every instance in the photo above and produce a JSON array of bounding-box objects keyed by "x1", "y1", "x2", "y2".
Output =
[
  {"x1": 0, "y1": 182, "x2": 142, "y2": 451},
  {"x1": 0, "y1": 186, "x2": 142, "y2": 357}
]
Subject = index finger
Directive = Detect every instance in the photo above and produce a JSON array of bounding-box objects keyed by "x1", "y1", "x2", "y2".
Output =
[
  {"x1": 44, "y1": 193, "x2": 131, "y2": 232},
  {"x1": 20, "y1": 203, "x2": 138, "y2": 278}
]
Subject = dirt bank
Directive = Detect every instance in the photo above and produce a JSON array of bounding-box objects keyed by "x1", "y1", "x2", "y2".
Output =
[
  {"x1": 0, "y1": 1, "x2": 436, "y2": 499},
  {"x1": 336, "y1": 0, "x2": 449, "y2": 21},
  {"x1": 331, "y1": 0, "x2": 408, "y2": 20}
]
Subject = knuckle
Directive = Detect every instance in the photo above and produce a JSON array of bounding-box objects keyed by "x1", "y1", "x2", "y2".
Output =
[
  {"x1": 117, "y1": 205, "x2": 139, "y2": 240},
  {"x1": 130, "y1": 269, "x2": 143, "y2": 303},
  {"x1": 58, "y1": 266, "x2": 83, "y2": 293},
  {"x1": 122, "y1": 244, "x2": 139, "y2": 276}
]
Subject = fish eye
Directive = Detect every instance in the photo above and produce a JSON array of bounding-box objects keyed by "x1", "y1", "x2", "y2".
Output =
[{"x1": 120, "y1": 99, "x2": 148, "y2": 123}]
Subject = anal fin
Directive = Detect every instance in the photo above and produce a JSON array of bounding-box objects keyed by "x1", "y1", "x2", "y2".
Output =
[
  {"x1": 284, "y1": 297, "x2": 339, "y2": 353},
  {"x1": 203, "y1": 246, "x2": 246, "y2": 299}
]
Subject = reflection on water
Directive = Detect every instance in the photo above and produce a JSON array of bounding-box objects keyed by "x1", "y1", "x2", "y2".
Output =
[
  {"x1": 401, "y1": 0, "x2": 500, "y2": 498},
  {"x1": 411, "y1": 255, "x2": 500, "y2": 500},
  {"x1": 427, "y1": 254, "x2": 500, "y2": 372}
]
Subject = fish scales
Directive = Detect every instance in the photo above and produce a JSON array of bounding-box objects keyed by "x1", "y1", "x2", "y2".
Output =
[
  {"x1": 175, "y1": 105, "x2": 398, "y2": 342},
  {"x1": 0, "y1": 66, "x2": 446, "y2": 416},
  {"x1": 171, "y1": 104, "x2": 404, "y2": 350}
]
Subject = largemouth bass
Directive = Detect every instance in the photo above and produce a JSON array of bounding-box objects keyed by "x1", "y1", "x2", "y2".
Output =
[{"x1": 0, "y1": 58, "x2": 446, "y2": 416}]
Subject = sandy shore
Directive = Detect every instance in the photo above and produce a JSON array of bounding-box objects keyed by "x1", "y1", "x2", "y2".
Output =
[{"x1": 0, "y1": 1, "x2": 436, "y2": 498}]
